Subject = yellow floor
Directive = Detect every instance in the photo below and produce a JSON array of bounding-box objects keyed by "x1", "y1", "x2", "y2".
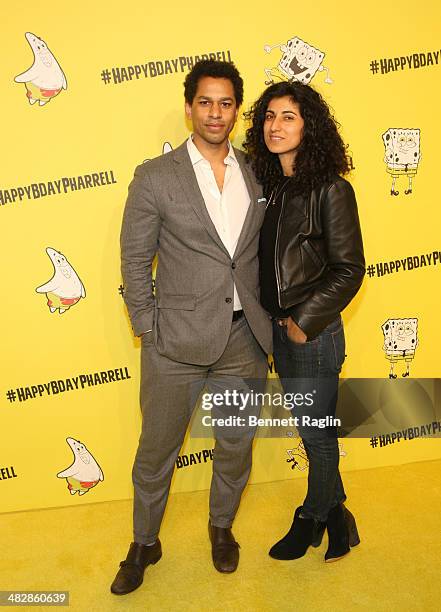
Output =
[{"x1": 1, "y1": 459, "x2": 440, "y2": 612}]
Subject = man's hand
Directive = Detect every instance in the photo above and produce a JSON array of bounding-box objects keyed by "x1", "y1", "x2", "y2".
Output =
[{"x1": 284, "y1": 317, "x2": 307, "y2": 344}]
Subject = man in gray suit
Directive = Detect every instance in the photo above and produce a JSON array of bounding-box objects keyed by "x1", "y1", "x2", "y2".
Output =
[{"x1": 111, "y1": 60, "x2": 272, "y2": 595}]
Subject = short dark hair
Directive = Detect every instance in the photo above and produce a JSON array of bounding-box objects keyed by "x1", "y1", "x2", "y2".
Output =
[{"x1": 184, "y1": 60, "x2": 244, "y2": 106}]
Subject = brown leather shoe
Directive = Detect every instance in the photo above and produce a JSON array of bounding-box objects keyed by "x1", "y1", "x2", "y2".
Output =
[
  {"x1": 208, "y1": 522, "x2": 240, "y2": 573},
  {"x1": 110, "y1": 541, "x2": 162, "y2": 595}
]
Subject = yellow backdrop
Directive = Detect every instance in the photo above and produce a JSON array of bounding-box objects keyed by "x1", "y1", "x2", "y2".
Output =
[{"x1": 1, "y1": 0, "x2": 440, "y2": 513}]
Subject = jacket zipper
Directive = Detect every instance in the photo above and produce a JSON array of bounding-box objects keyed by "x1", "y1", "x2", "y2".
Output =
[{"x1": 274, "y1": 190, "x2": 286, "y2": 308}]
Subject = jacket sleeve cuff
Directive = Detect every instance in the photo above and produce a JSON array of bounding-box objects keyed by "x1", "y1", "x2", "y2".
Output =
[{"x1": 132, "y1": 310, "x2": 154, "y2": 337}]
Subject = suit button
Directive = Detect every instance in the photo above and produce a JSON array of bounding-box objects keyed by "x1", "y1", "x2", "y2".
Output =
[
  {"x1": 231, "y1": 262, "x2": 236, "y2": 269},
  {"x1": 225, "y1": 297, "x2": 232, "y2": 303}
]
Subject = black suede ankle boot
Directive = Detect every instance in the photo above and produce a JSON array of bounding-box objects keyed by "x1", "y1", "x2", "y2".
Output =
[
  {"x1": 325, "y1": 504, "x2": 360, "y2": 562},
  {"x1": 312, "y1": 519, "x2": 326, "y2": 547},
  {"x1": 269, "y1": 506, "x2": 320, "y2": 560}
]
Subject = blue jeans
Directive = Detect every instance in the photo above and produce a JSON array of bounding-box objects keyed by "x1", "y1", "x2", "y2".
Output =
[{"x1": 272, "y1": 316, "x2": 347, "y2": 522}]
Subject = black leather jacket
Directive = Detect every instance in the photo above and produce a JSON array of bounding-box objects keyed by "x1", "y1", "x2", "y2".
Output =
[{"x1": 275, "y1": 176, "x2": 365, "y2": 339}]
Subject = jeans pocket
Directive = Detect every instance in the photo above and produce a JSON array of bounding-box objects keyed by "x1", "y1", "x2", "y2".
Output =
[
  {"x1": 282, "y1": 327, "x2": 320, "y2": 377},
  {"x1": 283, "y1": 324, "x2": 319, "y2": 347},
  {"x1": 331, "y1": 326, "x2": 346, "y2": 373}
]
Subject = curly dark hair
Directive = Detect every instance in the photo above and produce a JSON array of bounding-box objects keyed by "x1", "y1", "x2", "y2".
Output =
[
  {"x1": 243, "y1": 81, "x2": 350, "y2": 194},
  {"x1": 184, "y1": 59, "x2": 243, "y2": 106}
]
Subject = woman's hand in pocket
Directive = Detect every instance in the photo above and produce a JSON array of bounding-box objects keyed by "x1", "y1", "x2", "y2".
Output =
[{"x1": 286, "y1": 317, "x2": 307, "y2": 344}]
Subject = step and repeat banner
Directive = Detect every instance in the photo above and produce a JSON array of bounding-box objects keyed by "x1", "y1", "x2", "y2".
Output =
[{"x1": 1, "y1": 1, "x2": 440, "y2": 513}]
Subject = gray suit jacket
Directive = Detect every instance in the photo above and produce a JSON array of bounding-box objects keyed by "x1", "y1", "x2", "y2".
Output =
[{"x1": 120, "y1": 140, "x2": 272, "y2": 365}]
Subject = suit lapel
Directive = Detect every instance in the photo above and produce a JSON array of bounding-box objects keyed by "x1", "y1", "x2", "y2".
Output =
[
  {"x1": 233, "y1": 149, "x2": 263, "y2": 258},
  {"x1": 172, "y1": 142, "x2": 229, "y2": 256},
  {"x1": 171, "y1": 141, "x2": 263, "y2": 260}
]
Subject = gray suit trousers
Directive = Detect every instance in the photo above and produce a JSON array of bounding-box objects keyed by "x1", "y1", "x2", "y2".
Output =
[{"x1": 132, "y1": 315, "x2": 268, "y2": 545}]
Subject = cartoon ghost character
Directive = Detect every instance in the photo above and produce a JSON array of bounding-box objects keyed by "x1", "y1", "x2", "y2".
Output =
[
  {"x1": 57, "y1": 437, "x2": 104, "y2": 496},
  {"x1": 162, "y1": 142, "x2": 173, "y2": 155},
  {"x1": 14, "y1": 32, "x2": 67, "y2": 106},
  {"x1": 382, "y1": 318, "x2": 419, "y2": 379},
  {"x1": 143, "y1": 141, "x2": 173, "y2": 164},
  {"x1": 263, "y1": 37, "x2": 332, "y2": 85},
  {"x1": 382, "y1": 129, "x2": 421, "y2": 196},
  {"x1": 36, "y1": 247, "x2": 86, "y2": 314}
]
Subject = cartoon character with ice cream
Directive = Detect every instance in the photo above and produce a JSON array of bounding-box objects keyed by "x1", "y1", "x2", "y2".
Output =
[
  {"x1": 57, "y1": 437, "x2": 104, "y2": 496},
  {"x1": 35, "y1": 247, "x2": 85, "y2": 314},
  {"x1": 14, "y1": 32, "x2": 67, "y2": 106}
]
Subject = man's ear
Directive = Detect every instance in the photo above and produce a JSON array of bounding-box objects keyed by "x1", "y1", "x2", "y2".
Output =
[{"x1": 185, "y1": 102, "x2": 192, "y2": 119}]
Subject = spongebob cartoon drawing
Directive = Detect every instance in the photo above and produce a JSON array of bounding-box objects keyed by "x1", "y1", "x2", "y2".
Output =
[
  {"x1": 382, "y1": 129, "x2": 421, "y2": 196},
  {"x1": 382, "y1": 318, "x2": 419, "y2": 379},
  {"x1": 286, "y1": 440, "x2": 309, "y2": 471},
  {"x1": 263, "y1": 37, "x2": 332, "y2": 85},
  {"x1": 287, "y1": 440, "x2": 346, "y2": 471}
]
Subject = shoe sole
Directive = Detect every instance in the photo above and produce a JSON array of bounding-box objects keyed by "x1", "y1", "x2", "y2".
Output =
[
  {"x1": 324, "y1": 537, "x2": 360, "y2": 563},
  {"x1": 324, "y1": 550, "x2": 350, "y2": 563},
  {"x1": 213, "y1": 564, "x2": 238, "y2": 573},
  {"x1": 269, "y1": 555, "x2": 307, "y2": 560},
  {"x1": 268, "y1": 549, "x2": 311, "y2": 560}
]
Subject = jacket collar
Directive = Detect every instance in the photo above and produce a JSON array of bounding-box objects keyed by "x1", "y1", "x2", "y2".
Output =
[{"x1": 172, "y1": 141, "x2": 261, "y2": 259}]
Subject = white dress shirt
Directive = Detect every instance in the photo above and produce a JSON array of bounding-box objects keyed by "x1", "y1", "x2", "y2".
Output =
[{"x1": 187, "y1": 136, "x2": 250, "y2": 311}]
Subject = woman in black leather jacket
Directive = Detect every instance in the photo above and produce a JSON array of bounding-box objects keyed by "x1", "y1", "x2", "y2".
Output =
[{"x1": 244, "y1": 81, "x2": 365, "y2": 563}]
